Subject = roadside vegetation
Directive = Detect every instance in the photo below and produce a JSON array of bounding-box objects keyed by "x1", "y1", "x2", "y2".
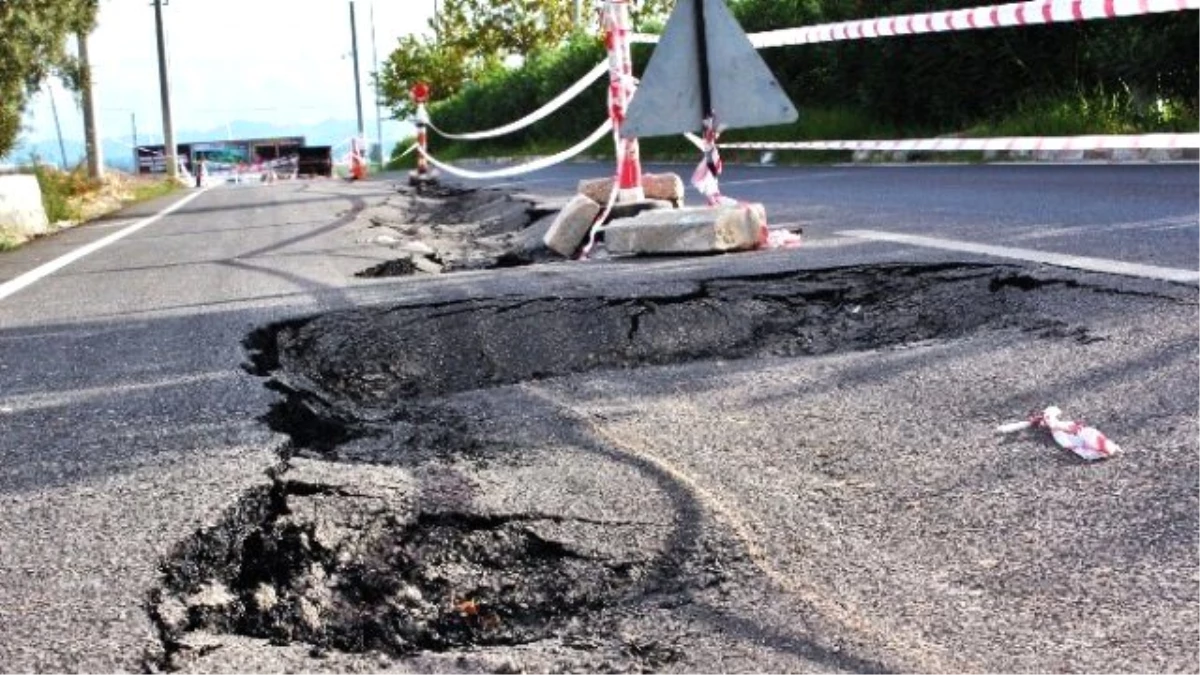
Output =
[
  {"x1": 382, "y1": 0, "x2": 1197, "y2": 168},
  {"x1": 0, "y1": 164, "x2": 179, "y2": 252}
]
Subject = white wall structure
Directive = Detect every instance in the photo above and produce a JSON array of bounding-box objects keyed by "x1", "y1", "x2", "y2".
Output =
[{"x1": 0, "y1": 175, "x2": 50, "y2": 238}]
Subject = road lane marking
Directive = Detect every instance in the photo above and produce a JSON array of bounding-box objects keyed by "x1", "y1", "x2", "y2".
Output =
[
  {"x1": 0, "y1": 370, "x2": 234, "y2": 413},
  {"x1": 0, "y1": 187, "x2": 210, "y2": 303},
  {"x1": 839, "y1": 229, "x2": 1200, "y2": 284}
]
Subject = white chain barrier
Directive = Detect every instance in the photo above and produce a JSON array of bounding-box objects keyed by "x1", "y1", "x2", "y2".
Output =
[
  {"x1": 426, "y1": 61, "x2": 610, "y2": 141},
  {"x1": 418, "y1": 119, "x2": 614, "y2": 180},
  {"x1": 631, "y1": 0, "x2": 1200, "y2": 47},
  {"x1": 717, "y1": 133, "x2": 1200, "y2": 152}
]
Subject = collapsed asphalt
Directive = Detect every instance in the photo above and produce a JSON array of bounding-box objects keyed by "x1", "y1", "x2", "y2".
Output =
[
  {"x1": 143, "y1": 183, "x2": 1198, "y2": 672},
  {"x1": 354, "y1": 185, "x2": 560, "y2": 277}
]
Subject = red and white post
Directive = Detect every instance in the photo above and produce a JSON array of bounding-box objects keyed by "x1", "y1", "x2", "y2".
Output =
[
  {"x1": 603, "y1": 0, "x2": 644, "y2": 202},
  {"x1": 410, "y1": 82, "x2": 433, "y2": 184}
]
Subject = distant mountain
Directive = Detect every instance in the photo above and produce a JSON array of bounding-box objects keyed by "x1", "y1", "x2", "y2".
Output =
[{"x1": 4, "y1": 117, "x2": 415, "y2": 172}]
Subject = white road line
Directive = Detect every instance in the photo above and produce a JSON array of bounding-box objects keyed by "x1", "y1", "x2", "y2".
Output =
[
  {"x1": 840, "y1": 229, "x2": 1200, "y2": 284},
  {"x1": 0, "y1": 187, "x2": 210, "y2": 302}
]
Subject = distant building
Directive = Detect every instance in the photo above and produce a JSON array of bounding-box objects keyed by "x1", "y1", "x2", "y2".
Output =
[{"x1": 135, "y1": 136, "x2": 305, "y2": 174}]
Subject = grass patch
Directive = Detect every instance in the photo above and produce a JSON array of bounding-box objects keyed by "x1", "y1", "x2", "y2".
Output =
[
  {"x1": 0, "y1": 229, "x2": 25, "y2": 252},
  {"x1": 129, "y1": 178, "x2": 178, "y2": 203},
  {"x1": 965, "y1": 89, "x2": 1199, "y2": 138},
  {"x1": 33, "y1": 164, "x2": 92, "y2": 222}
]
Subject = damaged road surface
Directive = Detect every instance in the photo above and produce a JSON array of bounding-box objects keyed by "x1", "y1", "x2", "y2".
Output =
[{"x1": 152, "y1": 261, "x2": 1198, "y2": 673}]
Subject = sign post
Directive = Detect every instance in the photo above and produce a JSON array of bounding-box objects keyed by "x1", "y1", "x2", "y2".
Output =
[
  {"x1": 603, "y1": 1, "x2": 644, "y2": 202},
  {"x1": 409, "y1": 82, "x2": 435, "y2": 186}
]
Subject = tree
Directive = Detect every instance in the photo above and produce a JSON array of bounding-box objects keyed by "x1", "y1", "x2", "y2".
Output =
[
  {"x1": 377, "y1": 0, "x2": 669, "y2": 119},
  {"x1": 0, "y1": 0, "x2": 99, "y2": 159}
]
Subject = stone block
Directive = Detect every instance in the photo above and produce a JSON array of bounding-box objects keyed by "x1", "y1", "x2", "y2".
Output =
[
  {"x1": 542, "y1": 193, "x2": 601, "y2": 257},
  {"x1": 605, "y1": 199, "x2": 672, "y2": 223},
  {"x1": 579, "y1": 172, "x2": 685, "y2": 206},
  {"x1": 0, "y1": 174, "x2": 49, "y2": 237},
  {"x1": 604, "y1": 204, "x2": 766, "y2": 255}
]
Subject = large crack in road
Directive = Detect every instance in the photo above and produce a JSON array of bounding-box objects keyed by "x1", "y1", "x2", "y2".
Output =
[
  {"x1": 242, "y1": 263, "x2": 1102, "y2": 461},
  {"x1": 144, "y1": 186, "x2": 1194, "y2": 673}
]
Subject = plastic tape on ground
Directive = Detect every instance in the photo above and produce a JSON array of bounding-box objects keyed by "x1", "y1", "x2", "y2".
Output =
[
  {"x1": 719, "y1": 133, "x2": 1200, "y2": 152},
  {"x1": 420, "y1": 119, "x2": 614, "y2": 180},
  {"x1": 427, "y1": 61, "x2": 609, "y2": 141},
  {"x1": 630, "y1": 0, "x2": 1200, "y2": 47}
]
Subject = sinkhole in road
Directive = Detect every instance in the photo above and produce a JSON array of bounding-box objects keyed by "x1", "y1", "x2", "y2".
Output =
[
  {"x1": 149, "y1": 262, "x2": 1111, "y2": 667},
  {"x1": 245, "y1": 263, "x2": 1102, "y2": 459},
  {"x1": 356, "y1": 184, "x2": 559, "y2": 277},
  {"x1": 149, "y1": 475, "x2": 690, "y2": 666}
]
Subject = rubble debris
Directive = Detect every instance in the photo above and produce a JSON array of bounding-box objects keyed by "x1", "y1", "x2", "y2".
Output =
[{"x1": 578, "y1": 173, "x2": 686, "y2": 207}]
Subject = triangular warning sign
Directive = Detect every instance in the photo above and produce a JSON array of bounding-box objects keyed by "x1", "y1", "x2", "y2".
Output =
[{"x1": 622, "y1": 0, "x2": 798, "y2": 139}]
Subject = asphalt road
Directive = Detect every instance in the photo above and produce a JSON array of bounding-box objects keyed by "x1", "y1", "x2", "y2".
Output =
[{"x1": 0, "y1": 162, "x2": 1196, "y2": 672}]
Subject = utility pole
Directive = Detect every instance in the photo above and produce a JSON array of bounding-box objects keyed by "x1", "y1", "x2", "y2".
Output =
[
  {"x1": 47, "y1": 83, "x2": 68, "y2": 169},
  {"x1": 349, "y1": 1, "x2": 365, "y2": 141},
  {"x1": 131, "y1": 112, "x2": 139, "y2": 171},
  {"x1": 77, "y1": 31, "x2": 104, "y2": 180},
  {"x1": 575, "y1": 0, "x2": 582, "y2": 29},
  {"x1": 153, "y1": 0, "x2": 178, "y2": 180},
  {"x1": 370, "y1": 1, "x2": 384, "y2": 166}
]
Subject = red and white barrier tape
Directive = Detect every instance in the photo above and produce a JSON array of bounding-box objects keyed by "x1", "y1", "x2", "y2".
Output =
[
  {"x1": 428, "y1": 61, "x2": 610, "y2": 141},
  {"x1": 998, "y1": 406, "x2": 1120, "y2": 461},
  {"x1": 631, "y1": 0, "x2": 1199, "y2": 47},
  {"x1": 716, "y1": 133, "x2": 1200, "y2": 152},
  {"x1": 418, "y1": 119, "x2": 613, "y2": 180}
]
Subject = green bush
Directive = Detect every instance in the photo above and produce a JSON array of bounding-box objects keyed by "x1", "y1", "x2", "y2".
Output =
[{"x1": 417, "y1": 1, "x2": 1197, "y2": 163}]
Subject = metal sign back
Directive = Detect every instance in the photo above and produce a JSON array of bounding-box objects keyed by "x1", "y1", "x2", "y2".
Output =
[{"x1": 622, "y1": 0, "x2": 798, "y2": 139}]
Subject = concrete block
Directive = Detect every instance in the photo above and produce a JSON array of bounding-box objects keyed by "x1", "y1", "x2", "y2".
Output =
[
  {"x1": 579, "y1": 172, "x2": 685, "y2": 206},
  {"x1": 641, "y1": 173, "x2": 685, "y2": 205},
  {"x1": 605, "y1": 199, "x2": 672, "y2": 223},
  {"x1": 1111, "y1": 149, "x2": 1140, "y2": 162},
  {"x1": 0, "y1": 174, "x2": 49, "y2": 237},
  {"x1": 542, "y1": 193, "x2": 601, "y2": 257},
  {"x1": 1146, "y1": 148, "x2": 1173, "y2": 163},
  {"x1": 605, "y1": 204, "x2": 766, "y2": 255},
  {"x1": 411, "y1": 254, "x2": 444, "y2": 275}
]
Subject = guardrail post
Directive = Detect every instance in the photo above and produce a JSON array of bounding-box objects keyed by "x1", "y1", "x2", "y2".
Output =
[{"x1": 604, "y1": 0, "x2": 644, "y2": 202}]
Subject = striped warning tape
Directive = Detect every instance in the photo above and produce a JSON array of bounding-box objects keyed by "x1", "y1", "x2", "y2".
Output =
[
  {"x1": 419, "y1": 119, "x2": 614, "y2": 180},
  {"x1": 427, "y1": 61, "x2": 610, "y2": 141},
  {"x1": 716, "y1": 133, "x2": 1200, "y2": 152},
  {"x1": 630, "y1": 0, "x2": 1199, "y2": 47}
]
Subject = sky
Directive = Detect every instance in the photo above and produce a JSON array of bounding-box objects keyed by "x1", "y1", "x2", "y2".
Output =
[{"x1": 19, "y1": 0, "x2": 436, "y2": 145}]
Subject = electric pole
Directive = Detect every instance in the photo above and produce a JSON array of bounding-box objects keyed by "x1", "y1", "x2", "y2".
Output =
[
  {"x1": 131, "y1": 112, "x2": 139, "y2": 172},
  {"x1": 47, "y1": 83, "x2": 68, "y2": 169},
  {"x1": 77, "y1": 31, "x2": 104, "y2": 180},
  {"x1": 349, "y1": 1, "x2": 365, "y2": 141},
  {"x1": 370, "y1": 1, "x2": 384, "y2": 166},
  {"x1": 154, "y1": 0, "x2": 178, "y2": 180}
]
